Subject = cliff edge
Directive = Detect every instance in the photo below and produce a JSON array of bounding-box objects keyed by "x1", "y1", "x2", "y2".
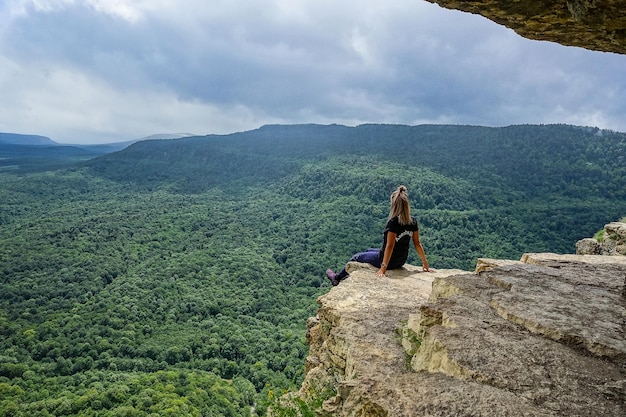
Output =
[{"x1": 297, "y1": 244, "x2": 626, "y2": 415}]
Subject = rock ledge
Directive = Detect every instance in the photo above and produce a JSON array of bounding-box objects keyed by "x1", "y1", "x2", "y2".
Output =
[{"x1": 299, "y1": 255, "x2": 626, "y2": 416}]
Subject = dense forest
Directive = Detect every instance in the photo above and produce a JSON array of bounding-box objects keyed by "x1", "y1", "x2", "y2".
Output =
[{"x1": 1, "y1": 124, "x2": 625, "y2": 416}]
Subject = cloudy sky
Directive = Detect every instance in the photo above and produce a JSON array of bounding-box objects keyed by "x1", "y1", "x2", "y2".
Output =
[{"x1": 0, "y1": 0, "x2": 624, "y2": 144}]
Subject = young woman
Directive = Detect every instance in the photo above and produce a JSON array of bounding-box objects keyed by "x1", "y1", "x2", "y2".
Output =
[{"x1": 326, "y1": 185, "x2": 430, "y2": 286}]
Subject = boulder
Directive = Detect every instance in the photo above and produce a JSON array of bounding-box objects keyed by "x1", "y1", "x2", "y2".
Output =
[{"x1": 577, "y1": 222, "x2": 626, "y2": 256}]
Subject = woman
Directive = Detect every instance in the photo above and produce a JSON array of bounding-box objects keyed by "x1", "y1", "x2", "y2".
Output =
[{"x1": 326, "y1": 185, "x2": 430, "y2": 286}]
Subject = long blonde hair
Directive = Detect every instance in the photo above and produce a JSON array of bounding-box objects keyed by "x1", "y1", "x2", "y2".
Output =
[{"x1": 389, "y1": 185, "x2": 412, "y2": 225}]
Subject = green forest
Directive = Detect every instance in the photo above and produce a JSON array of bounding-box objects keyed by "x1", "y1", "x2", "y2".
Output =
[{"x1": 1, "y1": 124, "x2": 625, "y2": 416}]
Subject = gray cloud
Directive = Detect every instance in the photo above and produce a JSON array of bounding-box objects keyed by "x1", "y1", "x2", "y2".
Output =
[{"x1": 0, "y1": 0, "x2": 624, "y2": 143}]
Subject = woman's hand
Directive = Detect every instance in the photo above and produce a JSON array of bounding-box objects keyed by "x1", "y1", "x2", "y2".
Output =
[{"x1": 376, "y1": 268, "x2": 387, "y2": 277}]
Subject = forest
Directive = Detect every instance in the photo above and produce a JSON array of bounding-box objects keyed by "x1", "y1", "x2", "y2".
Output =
[{"x1": 1, "y1": 123, "x2": 625, "y2": 416}]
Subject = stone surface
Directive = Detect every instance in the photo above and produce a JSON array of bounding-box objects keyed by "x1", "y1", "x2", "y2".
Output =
[
  {"x1": 298, "y1": 255, "x2": 626, "y2": 416},
  {"x1": 577, "y1": 222, "x2": 626, "y2": 255},
  {"x1": 425, "y1": 0, "x2": 626, "y2": 55},
  {"x1": 576, "y1": 237, "x2": 602, "y2": 255}
]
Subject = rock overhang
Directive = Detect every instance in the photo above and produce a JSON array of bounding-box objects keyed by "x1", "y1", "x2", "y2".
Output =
[{"x1": 425, "y1": 0, "x2": 626, "y2": 55}]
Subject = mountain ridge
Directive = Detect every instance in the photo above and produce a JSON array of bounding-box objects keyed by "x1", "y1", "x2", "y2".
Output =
[
  {"x1": 85, "y1": 123, "x2": 626, "y2": 199},
  {"x1": 0, "y1": 131, "x2": 199, "y2": 172},
  {"x1": 0, "y1": 132, "x2": 57, "y2": 145}
]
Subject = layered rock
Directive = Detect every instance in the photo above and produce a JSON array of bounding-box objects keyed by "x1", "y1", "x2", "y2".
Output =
[
  {"x1": 425, "y1": 0, "x2": 626, "y2": 55},
  {"x1": 577, "y1": 221, "x2": 626, "y2": 255},
  {"x1": 299, "y1": 255, "x2": 626, "y2": 416}
]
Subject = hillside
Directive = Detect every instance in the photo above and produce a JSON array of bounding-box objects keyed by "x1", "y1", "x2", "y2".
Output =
[
  {"x1": 88, "y1": 123, "x2": 626, "y2": 198},
  {"x1": 87, "y1": 123, "x2": 626, "y2": 264},
  {"x1": 1, "y1": 123, "x2": 626, "y2": 416}
]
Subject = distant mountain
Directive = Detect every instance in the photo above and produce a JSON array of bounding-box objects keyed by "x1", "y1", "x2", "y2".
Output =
[
  {"x1": 140, "y1": 133, "x2": 196, "y2": 140},
  {"x1": 0, "y1": 132, "x2": 58, "y2": 145},
  {"x1": 0, "y1": 131, "x2": 198, "y2": 173},
  {"x1": 0, "y1": 132, "x2": 123, "y2": 173},
  {"x1": 83, "y1": 122, "x2": 626, "y2": 271},
  {"x1": 0, "y1": 131, "x2": 194, "y2": 147}
]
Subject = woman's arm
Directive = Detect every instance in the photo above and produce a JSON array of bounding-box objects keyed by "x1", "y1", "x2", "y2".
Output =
[
  {"x1": 377, "y1": 231, "x2": 396, "y2": 277},
  {"x1": 412, "y1": 230, "x2": 430, "y2": 272}
]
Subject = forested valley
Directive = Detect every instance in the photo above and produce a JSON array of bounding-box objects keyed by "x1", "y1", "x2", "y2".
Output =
[{"x1": 1, "y1": 123, "x2": 625, "y2": 416}]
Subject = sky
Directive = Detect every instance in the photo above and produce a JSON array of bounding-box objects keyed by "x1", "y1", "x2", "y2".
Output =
[{"x1": 0, "y1": 0, "x2": 625, "y2": 144}]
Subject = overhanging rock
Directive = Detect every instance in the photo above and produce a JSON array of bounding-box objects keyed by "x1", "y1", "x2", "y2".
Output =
[{"x1": 425, "y1": 0, "x2": 626, "y2": 55}]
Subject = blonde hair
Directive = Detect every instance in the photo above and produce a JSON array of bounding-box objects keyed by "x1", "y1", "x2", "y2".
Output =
[{"x1": 389, "y1": 185, "x2": 412, "y2": 225}]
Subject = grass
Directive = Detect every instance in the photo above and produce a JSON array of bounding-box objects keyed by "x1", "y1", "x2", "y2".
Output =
[{"x1": 594, "y1": 229, "x2": 605, "y2": 242}]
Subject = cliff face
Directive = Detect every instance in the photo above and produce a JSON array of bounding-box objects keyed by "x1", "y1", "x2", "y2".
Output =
[
  {"x1": 424, "y1": 0, "x2": 626, "y2": 55},
  {"x1": 298, "y1": 252, "x2": 626, "y2": 416}
]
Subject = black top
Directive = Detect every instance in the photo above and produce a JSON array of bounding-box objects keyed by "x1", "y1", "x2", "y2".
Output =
[{"x1": 380, "y1": 216, "x2": 419, "y2": 269}]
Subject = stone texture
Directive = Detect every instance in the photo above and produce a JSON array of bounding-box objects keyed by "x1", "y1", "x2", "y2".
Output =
[
  {"x1": 576, "y1": 237, "x2": 602, "y2": 255},
  {"x1": 577, "y1": 222, "x2": 626, "y2": 255},
  {"x1": 298, "y1": 254, "x2": 626, "y2": 416},
  {"x1": 425, "y1": 0, "x2": 626, "y2": 55}
]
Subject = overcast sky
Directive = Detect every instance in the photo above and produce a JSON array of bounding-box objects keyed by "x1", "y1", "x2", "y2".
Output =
[{"x1": 1, "y1": 0, "x2": 624, "y2": 144}]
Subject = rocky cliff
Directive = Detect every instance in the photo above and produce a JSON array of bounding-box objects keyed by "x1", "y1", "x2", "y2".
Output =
[
  {"x1": 425, "y1": 0, "x2": 626, "y2": 55},
  {"x1": 294, "y1": 242, "x2": 626, "y2": 416}
]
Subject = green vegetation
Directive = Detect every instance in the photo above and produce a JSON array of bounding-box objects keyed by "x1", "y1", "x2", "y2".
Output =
[
  {"x1": 1, "y1": 124, "x2": 625, "y2": 415},
  {"x1": 266, "y1": 382, "x2": 337, "y2": 417},
  {"x1": 594, "y1": 229, "x2": 606, "y2": 242},
  {"x1": 394, "y1": 319, "x2": 425, "y2": 370}
]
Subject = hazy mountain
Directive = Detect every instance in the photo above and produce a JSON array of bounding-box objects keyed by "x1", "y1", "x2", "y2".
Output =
[
  {"x1": 0, "y1": 131, "x2": 199, "y2": 172},
  {"x1": 0, "y1": 132, "x2": 57, "y2": 145}
]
